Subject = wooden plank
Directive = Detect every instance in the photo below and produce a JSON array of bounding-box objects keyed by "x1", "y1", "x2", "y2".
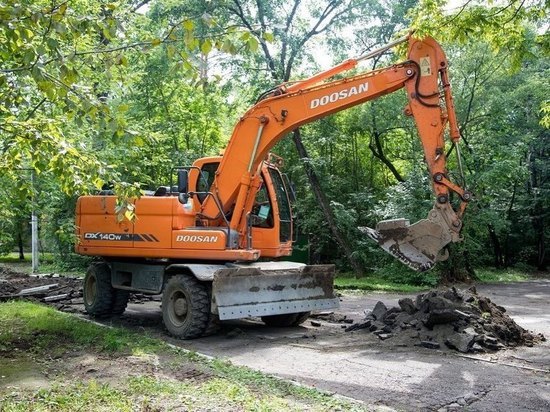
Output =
[
  {"x1": 17, "y1": 284, "x2": 58, "y2": 296},
  {"x1": 42, "y1": 294, "x2": 69, "y2": 302},
  {"x1": 458, "y1": 354, "x2": 549, "y2": 373}
]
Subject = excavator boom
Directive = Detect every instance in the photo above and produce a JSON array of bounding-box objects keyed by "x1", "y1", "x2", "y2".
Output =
[{"x1": 198, "y1": 35, "x2": 470, "y2": 271}]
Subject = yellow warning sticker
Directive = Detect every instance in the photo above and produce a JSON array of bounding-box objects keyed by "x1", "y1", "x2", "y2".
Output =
[{"x1": 420, "y1": 57, "x2": 431, "y2": 77}]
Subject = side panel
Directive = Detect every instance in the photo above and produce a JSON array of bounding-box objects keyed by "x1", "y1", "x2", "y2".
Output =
[
  {"x1": 77, "y1": 196, "x2": 134, "y2": 248},
  {"x1": 132, "y1": 197, "x2": 177, "y2": 249},
  {"x1": 111, "y1": 262, "x2": 165, "y2": 294}
]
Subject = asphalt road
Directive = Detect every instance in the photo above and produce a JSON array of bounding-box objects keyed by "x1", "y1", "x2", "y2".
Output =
[{"x1": 116, "y1": 280, "x2": 550, "y2": 411}]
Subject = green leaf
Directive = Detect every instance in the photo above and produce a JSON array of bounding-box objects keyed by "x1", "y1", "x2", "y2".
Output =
[
  {"x1": 116, "y1": 55, "x2": 128, "y2": 66},
  {"x1": 262, "y1": 32, "x2": 274, "y2": 42},
  {"x1": 108, "y1": 119, "x2": 118, "y2": 133},
  {"x1": 247, "y1": 37, "x2": 259, "y2": 52},
  {"x1": 201, "y1": 40, "x2": 212, "y2": 55},
  {"x1": 183, "y1": 20, "x2": 194, "y2": 31},
  {"x1": 166, "y1": 44, "x2": 176, "y2": 58},
  {"x1": 23, "y1": 49, "x2": 35, "y2": 65}
]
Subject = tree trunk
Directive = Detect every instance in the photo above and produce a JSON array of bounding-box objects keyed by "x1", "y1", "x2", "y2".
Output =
[
  {"x1": 533, "y1": 212, "x2": 546, "y2": 270},
  {"x1": 292, "y1": 129, "x2": 364, "y2": 277},
  {"x1": 18, "y1": 229, "x2": 24, "y2": 260},
  {"x1": 487, "y1": 224, "x2": 503, "y2": 268},
  {"x1": 439, "y1": 244, "x2": 477, "y2": 283}
]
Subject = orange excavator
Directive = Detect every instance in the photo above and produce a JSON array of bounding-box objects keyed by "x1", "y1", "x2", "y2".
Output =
[{"x1": 75, "y1": 35, "x2": 471, "y2": 338}]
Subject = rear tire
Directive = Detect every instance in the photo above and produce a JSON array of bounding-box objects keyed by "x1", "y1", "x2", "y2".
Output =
[
  {"x1": 261, "y1": 311, "x2": 311, "y2": 327},
  {"x1": 162, "y1": 274, "x2": 210, "y2": 339},
  {"x1": 112, "y1": 289, "x2": 130, "y2": 315},
  {"x1": 83, "y1": 262, "x2": 114, "y2": 318}
]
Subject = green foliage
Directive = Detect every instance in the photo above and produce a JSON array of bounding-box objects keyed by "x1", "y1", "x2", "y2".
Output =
[
  {"x1": 0, "y1": 0, "x2": 253, "y2": 260},
  {"x1": 409, "y1": 0, "x2": 548, "y2": 70},
  {"x1": 0, "y1": 207, "x2": 16, "y2": 254},
  {"x1": 0, "y1": 0, "x2": 547, "y2": 277}
]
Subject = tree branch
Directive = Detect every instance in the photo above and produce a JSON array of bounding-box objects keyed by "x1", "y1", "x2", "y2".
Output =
[{"x1": 229, "y1": 0, "x2": 278, "y2": 79}]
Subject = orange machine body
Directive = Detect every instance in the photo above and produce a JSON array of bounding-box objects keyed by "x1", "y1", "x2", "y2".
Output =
[
  {"x1": 76, "y1": 36, "x2": 467, "y2": 264},
  {"x1": 76, "y1": 159, "x2": 293, "y2": 261}
]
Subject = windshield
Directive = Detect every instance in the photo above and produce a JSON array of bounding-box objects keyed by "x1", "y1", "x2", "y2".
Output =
[{"x1": 268, "y1": 167, "x2": 292, "y2": 242}]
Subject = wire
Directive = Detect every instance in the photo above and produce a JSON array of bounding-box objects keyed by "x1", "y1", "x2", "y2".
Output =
[
  {"x1": 403, "y1": 60, "x2": 441, "y2": 108},
  {"x1": 255, "y1": 86, "x2": 283, "y2": 103}
]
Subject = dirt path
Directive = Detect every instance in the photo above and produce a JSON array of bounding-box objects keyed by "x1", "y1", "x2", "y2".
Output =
[
  {"x1": 114, "y1": 280, "x2": 550, "y2": 411},
  {"x1": 2, "y1": 265, "x2": 549, "y2": 411}
]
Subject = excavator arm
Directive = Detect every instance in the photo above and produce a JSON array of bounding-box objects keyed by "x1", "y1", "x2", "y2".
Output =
[
  {"x1": 200, "y1": 35, "x2": 471, "y2": 271},
  {"x1": 74, "y1": 35, "x2": 473, "y2": 335}
]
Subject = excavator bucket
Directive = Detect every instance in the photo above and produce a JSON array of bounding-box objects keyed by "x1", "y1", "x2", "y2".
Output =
[
  {"x1": 360, "y1": 208, "x2": 455, "y2": 272},
  {"x1": 212, "y1": 262, "x2": 339, "y2": 320}
]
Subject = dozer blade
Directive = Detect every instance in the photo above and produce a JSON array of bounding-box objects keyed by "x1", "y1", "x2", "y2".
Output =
[
  {"x1": 212, "y1": 262, "x2": 339, "y2": 320},
  {"x1": 360, "y1": 208, "x2": 455, "y2": 272}
]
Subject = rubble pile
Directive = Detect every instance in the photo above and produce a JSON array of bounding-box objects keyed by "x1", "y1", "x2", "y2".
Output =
[
  {"x1": 0, "y1": 267, "x2": 159, "y2": 311},
  {"x1": 0, "y1": 267, "x2": 84, "y2": 311},
  {"x1": 346, "y1": 286, "x2": 545, "y2": 353}
]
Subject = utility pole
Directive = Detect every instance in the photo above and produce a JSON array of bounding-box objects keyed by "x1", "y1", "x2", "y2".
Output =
[
  {"x1": 30, "y1": 169, "x2": 38, "y2": 273},
  {"x1": 15, "y1": 168, "x2": 39, "y2": 272}
]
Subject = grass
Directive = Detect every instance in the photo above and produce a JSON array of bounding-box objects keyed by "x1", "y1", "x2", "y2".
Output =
[
  {"x1": 0, "y1": 301, "x2": 365, "y2": 411},
  {"x1": 0, "y1": 300, "x2": 162, "y2": 354},
  {"x1": 334, "y1": 266, "x2": 537, "y2": 293},
  {"x1": 474, "y1": 267, "x2": 531, "y2": 283},
  {"x1": 334, "y1": 274, "x2": 428, "y2": 293},
  {"x1": 1, "y1": 381, "x2": 135, "y2": 412},
  {"x1": 0, "y1": 252, "x2": 86, "y2": 277}
]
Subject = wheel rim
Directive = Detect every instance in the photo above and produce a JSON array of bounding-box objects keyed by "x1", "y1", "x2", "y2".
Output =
[
  {"x1": 84, "y1": 274, "x2": 97, "y2": 306},
  {"x1": 168, "y1": 290, "x2": 189, "y2": 327}
]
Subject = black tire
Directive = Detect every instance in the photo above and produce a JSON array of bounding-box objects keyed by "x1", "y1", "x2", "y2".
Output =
[
  {"x1": 261, "y1": 311, "x2": 311, "y2": 327},
  {"x1": 291, "y1": 311, "x2": 311, "y2": 326},
  {"x1": 112, "y1": 289, "x2": 130, "y2": 315},
  {"x1": 162, "y1": 274, "x2": 210, "y2": 339},
  {"x1": 203, "y1": 313, "x2": 222, "y2": 336},
  {"x1": 83, "y1": 262, "x2": 114, "y2": 318}
]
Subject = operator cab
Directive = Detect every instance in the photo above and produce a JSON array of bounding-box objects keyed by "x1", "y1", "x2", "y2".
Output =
[{"x1": 187, "y1": 155, "x2": 293, "y2": 257}]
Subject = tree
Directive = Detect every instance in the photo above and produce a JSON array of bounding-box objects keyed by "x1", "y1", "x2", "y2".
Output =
[
  {"x1": 219, "y1": 0, "x2": 390, "y2": 276},
  {"x1": 410, "y1": 0, "x2": 548, "y2": 68},
  {"x1": 0, "y1": 0, "x2": 255, "y2": 256}
]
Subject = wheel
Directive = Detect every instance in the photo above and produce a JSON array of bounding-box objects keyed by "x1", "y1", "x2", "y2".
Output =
[
  {"x1": 162, "y1": 275, "x2": 210, "y2": 339},
  {"x1": 203, "y1": 313, "x2": 222, "y2": 336},
  {"x1": 261, "y1": 311, "x2": 311, "y2": 327},
  {"x1": 292, "y1": 311, "x2": 311, "y2": 326},
  {"x1": 112, "y1": 289, "x2": 130, "y2": 315},
  {"x1": 83, "y1": 262, "x2": 114, "y2": 318}
]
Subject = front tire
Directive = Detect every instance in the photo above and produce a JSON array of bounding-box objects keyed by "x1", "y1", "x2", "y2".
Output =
[
  {"x1": 162, "y1": 275, "x2": 210, "y2": 339},
  {"x1": 83, "y1": 262, "x2": 114, "y2": 318},
  {"x1": 261, "y1": 311, "x2": 311, "y2": 327}
]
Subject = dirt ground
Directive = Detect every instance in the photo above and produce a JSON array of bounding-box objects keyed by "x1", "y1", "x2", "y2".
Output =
[
  {"x1": 1, "y1": 266, "x2": 549, "y2": 411},
  {"x1": 113, "y1": 280, "x2": 550, "y2": 411}
]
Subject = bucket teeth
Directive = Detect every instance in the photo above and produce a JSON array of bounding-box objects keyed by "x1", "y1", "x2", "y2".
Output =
[{"x1": 360, "y1": 209, "x2": 455, "y2": 272}]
